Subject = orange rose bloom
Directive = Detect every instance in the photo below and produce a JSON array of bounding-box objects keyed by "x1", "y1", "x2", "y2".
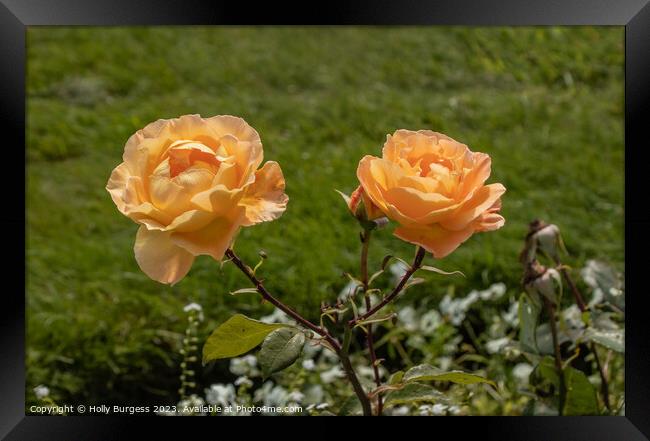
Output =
[
  {"x1": 357, "y1": 129, "x2": 505, "y2": 258},
  {"x1": 107, "y1": 114, "x2": 288, "y2": 284}
]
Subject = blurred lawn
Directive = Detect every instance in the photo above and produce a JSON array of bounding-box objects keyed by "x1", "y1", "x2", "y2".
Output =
[{"x1": 26, "y1": 27, "x2": 624, "y2": 405}]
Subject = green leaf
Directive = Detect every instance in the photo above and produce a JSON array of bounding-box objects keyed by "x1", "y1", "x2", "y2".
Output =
[
  {"x1": 384, "y1": 383, "x2": 449, "y2": 407},
  {"x1": 258, "y1": 327, "x2": 305, "y2": 378},
  {"x1": 403, "y1": 364, "x2": 496, "y2": 387},
  {"x1": 529, "y1": 356, "x2": 600, "y2": 415},
  {"x1": 563, "y1": 366, "x2": 600, "y2": 415},
  {"x1": 388, "y1": 371, "x2": 404, "y2": 385},
  {"x1": 420, "y1": 265, "x2": 465, "y2": 277},
  {"x1": 518, "y1": 293, "x2": 541, "y2": 354},
  {"x1": 585, "y1": 328, "x2": 624, "y2": 353},
  {"x1": 202, "y1": 314, "x2": 287, "y2": 364},
  {"x1": 338, "y1": 395, "x2": 362, "y2": 416},
  {"x1": 529, "y1": 356, "x2": 560, "y2": 398}
]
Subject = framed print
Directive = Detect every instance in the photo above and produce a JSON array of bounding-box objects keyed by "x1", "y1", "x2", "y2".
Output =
[{"x1": 2, "y1": 0, "x2": 649, "y2": 438}]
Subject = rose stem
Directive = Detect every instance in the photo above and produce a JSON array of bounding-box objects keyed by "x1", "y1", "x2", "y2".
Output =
[
  {"x1": 359, "y1": 229, "x2": 382, "y2": 416},
  {"x1": 553, "y1": 257, "x2": 611, "y2": 411},
  {"x1": 224, "y1": 248, "x2": 372, "y2": 416},
  {"x1": 543, "y1": 296, "x2": 566, "y2": 416},
  {"x1": 350, "y1": 246, "x2": 426, "y2": 327}
]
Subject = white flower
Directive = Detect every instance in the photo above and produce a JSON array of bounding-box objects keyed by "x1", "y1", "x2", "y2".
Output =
[
  {"x1": 320, "y1": 365, "x2": 345, "y2": 383},
  {"x1": 183, "y1": 303, "x2": 204, "y2": 321},
  {"x1": 512, "y1": 363, "x2": 534, "y2": 383},
  {"x1": 432, "y1": 403, "x2": 449, "y2": 415},
  {"x1": 397, "y1": 306, "x2": 418, "y2": 331},
  {"x1": 260, "y1": 309, "x2": 294, "y2": 325},
  {"x1": 390, "y1": 406, "x2": 410, "y2": 416},
  {"x1": 302, "y1": 343, "x2": 322, "y2": 360},
  {"x1": 315, "y1": 403, "x2": 329, "y2": 410},
  {"x1": 177, "y1": 394, "x2": 206, "y2": 416},
  {"x1": 486, "y1": 337, "x2": 511, "y2": 354},
  {"x1": 420, "y1": 310, "x2": 442, "y2": 335},
  {"x1": 321, "y1": 347, "x2": 340, "y2": 363},
  {"x1": 389, "y1": 261, "x2": 409, "y2": 283},
  {"x1": 234, "y1": 376, "x2": 253, "y2": 388},
  {"x1": 338, "y1": 279, "x2": 361, "y2": 301},
  {"x1": 437, "y1": 356, "x2": 452, "y2": 371},
  {"x1": 302, "y1": 384, "x2": 324, "y2": 405},
  {"x1": 33, "y1": 385, "x2": 50, "y2": 399},
  {"x1": 229, "y1": 355, "x2": 259, "y2": 376},
  {"x1": 264, "y1": 385, "x2": 289, "y2": 408},
  {"x1": 501, "y1": 300, "x2": 519, "y2": 327},
  {"x1": 205, "y1": 384, "x2": 236, "y2": 407},
  {"x1": 358, "y1": 365, "x2": 386, "y2": 381},
  {"x1": 287, "y1": 391, "x2": 305, "y2": 402},
  {"x1": 302, "y1": 359, "x2": 316, "y2": 371},
  {"x1": 183, "y1": 303, "x2": 202, "y2": 313},
  {"x1": 439, "y1": 292, "x2": 479, "y2": 326},
  {"x1": 478, "y1": 283, "x2": 507, "y2": 301}
]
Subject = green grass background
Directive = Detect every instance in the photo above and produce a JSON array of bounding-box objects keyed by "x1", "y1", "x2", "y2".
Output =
[{"x1": 26, "y1": 27, "x2": 624, "y2": 405}]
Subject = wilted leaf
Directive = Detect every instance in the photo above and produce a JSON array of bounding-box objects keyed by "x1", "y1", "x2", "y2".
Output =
[
  {"x1": 202, "y1": 314, "x2": 287, "y2": 364},
  {"x1": 354, "y1": 312, "x2": 396, "y2": 328},
  {"x1": 403, "y1": 277, "x2": 426, "y2": 290},
  {"x1": 229, "y1": 288, "x2": 259, "y2": 296},
  {"x1": 368, "y1": 269, "x2": 384, "y2": 286},
  {"x1": 420, "y1": 265, "x2": 465, "y2": 277},
  {"x1": 259, "y1": 327, "x2": 305, "y2": 378}
]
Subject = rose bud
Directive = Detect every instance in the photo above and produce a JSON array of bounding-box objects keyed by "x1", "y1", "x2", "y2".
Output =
[
  {"x1": 336, "y1": 186, "x2": 387, "y2": 229},
  {"x1": 524, "y1": 261, "x2": 562, "y2": 306},
  {"x1": 533, "y1": 223, "x2": 563, "y2": 262}
]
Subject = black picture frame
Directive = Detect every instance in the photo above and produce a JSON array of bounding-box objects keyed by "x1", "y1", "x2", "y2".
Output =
[{"x1": 4, "y1": 0, "x2": 649, "y2": 438}]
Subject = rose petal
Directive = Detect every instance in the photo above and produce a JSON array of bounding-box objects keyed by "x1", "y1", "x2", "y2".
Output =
[
  {"x1": 393, "y1": 224, "x2": 475, "y2": 259},
  {"x1": 106, "y1": 162, "x2": 131, "y2": 213},
  {"x1": 134, "y1": 226, "x2": 195, "y2": 284},
  {"x1": 150, "y1": 167, "x2": 215, "y2": 218},
  {"x1": 127, "y1": 202, "x2": 174, "y2": 228},
  {"x1": 219, "y1": 134, "x2": 262, "y2": 187},
  {"x1": 165, "y1": 209, "x2": 216, "y2": 233},
  {"x1": 239, "y1": 161, "x2": 288, "y2": 226},
  {"x1": 384, "y1": 186, "x2": 454, "y2": 219},
  {"x1": 171, "y1": 217, "x2": 242, "y2": 260},
  {"x1": 441, "y1": 183, "x2": 506, "y2": 231},
  {"x1": 190, "y1": 184, "x2": 243, "y2": 215},
  {"x1": 458, "y1": 152, "x2": 491, "y2": 198}
]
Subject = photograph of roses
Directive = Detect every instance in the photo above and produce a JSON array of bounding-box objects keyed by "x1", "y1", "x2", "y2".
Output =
[{"x1": 26, "y1": 26, "x2": 624, "y2": 417}]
